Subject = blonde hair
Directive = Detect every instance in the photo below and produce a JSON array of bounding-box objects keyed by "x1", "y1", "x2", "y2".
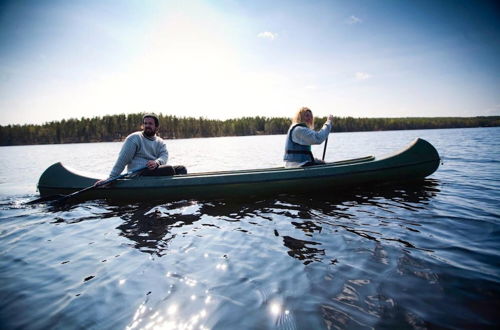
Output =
[{"x1": 292, "y1": 107, "x2": 314, "y2": 128}]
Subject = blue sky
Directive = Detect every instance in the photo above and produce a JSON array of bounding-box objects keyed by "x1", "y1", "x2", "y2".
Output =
[{"x1": 1, "y1": 0, "x2": 499, "y2": 125}]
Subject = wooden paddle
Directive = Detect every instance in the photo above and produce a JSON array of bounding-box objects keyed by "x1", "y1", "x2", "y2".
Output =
[
  {"x1": 26, "y1": 165, "x2": 148, "y2": 205},
  {"x1": 322, "y1": 135, "x2": 329, "y2": 161}
]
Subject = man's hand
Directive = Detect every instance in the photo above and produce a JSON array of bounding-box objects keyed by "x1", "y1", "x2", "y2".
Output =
[
  {"x1": 94, "y1": 179, "x2": 108, "y2": 187},
  {"x1": 327, "y1": 114, "x2": 334, "y2": 122},
  {"x1": 147, "y1": 160, "x2": 159, "y2": 170}
]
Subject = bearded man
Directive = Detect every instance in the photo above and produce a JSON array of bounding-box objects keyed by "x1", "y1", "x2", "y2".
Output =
[{"x1": 95, "y1": 114, "x2": 186, "y2": 185}]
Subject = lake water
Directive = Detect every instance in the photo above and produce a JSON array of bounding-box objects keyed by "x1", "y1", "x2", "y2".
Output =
[{"x1": 0, "y1": 127, "x2": 499, "y2": 329}]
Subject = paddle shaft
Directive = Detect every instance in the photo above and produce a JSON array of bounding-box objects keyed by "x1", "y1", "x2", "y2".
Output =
[
  {"x1": 322, "y1": 136, "x2": 329, "y2": 161},
  {"x1": 58, "y1": 165, "x2": 148, "y2": 202}
]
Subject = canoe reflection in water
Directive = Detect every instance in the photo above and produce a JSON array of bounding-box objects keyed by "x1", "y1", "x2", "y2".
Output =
[{"x1": 115, "y1": 179, "x2": 440, "y2": 263}]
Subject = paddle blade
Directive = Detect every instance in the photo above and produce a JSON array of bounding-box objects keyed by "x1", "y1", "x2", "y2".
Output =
[{"x1": 25, "y1": 194, "x2": 65, "y2": 205}]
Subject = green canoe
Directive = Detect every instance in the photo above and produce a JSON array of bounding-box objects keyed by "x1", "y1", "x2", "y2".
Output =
[{"x1": 36, "y1": 138, "x2": 440, "y2": 202}]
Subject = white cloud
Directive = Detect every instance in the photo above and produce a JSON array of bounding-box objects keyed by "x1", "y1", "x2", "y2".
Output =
[
  {"x1": 347, "y1": 15, "x2": 362, "y2": 24},
  {"x1": 355, "y1": 72, "x2": 372, "y2": 81},
  {"x1": 258, "y1": 31, "x2": 278, "y2": 40}
]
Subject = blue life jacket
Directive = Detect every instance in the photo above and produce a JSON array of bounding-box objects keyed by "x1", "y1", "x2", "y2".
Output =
[{"x1": 283, "y1": 123, "x2": 314, "y2": 162}]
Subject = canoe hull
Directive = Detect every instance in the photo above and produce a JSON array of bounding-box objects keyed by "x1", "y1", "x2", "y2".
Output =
[{"x1": 36, "y1": 138, "x2": 440, "y2": 202}]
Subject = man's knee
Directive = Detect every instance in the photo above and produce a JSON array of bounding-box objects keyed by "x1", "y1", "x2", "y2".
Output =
[{"x1": 174, "y1": 165, "x2": 187, "y2": 175}]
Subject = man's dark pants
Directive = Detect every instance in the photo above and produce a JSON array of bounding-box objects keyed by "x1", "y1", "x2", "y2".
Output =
[{"x1": 141, "y1": 165, "x2": 187, "y2": 176}]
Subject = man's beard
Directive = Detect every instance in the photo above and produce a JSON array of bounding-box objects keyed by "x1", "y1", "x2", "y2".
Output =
[{"x1": 143, "y1": 127, "x2": 156, "y2": 137}]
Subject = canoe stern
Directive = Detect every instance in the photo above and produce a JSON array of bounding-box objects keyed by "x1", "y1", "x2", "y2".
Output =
[{"x1": 37, "y1": 162, "x2": 98, "y2": 196}]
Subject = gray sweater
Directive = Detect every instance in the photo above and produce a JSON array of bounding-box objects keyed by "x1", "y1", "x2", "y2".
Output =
[{"x1": 109, "y1": 132, "x2": 168, "y2": 177}]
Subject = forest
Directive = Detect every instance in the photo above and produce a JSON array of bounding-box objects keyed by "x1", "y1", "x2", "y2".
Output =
[{"x1": 0, "y1": 113, "x2": 498, "y2": 146}]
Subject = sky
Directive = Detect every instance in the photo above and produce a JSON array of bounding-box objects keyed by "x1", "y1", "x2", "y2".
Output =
[{"x1": 0, "y1": 0, "x2": 499, "y2": 125}]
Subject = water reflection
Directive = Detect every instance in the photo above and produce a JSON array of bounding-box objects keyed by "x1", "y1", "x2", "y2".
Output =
[
  {"x1": 320, "y1": 250, "x2": 444, "y2": 329},
  {"x1": 116, "y1": 200, "x2": 202, "y2": 256},
  {"x1": 268, "y1": 299, "x2": 296, "y2": 330},
  {"x1": 29, "y1": 179, "x2": 440, "y2": 268},
  {"x1": 282, "y1": 236, "x2": 325, "y2": 265},
  {"x1": 111, "y1": 179, "x2": 439, "y2": 265},
  {"x1": 127, "y1": 300, "x2": 210, "y2": 330},
  {"x1": 125, "y1": 275, "x2": 214, "y2": 330}
]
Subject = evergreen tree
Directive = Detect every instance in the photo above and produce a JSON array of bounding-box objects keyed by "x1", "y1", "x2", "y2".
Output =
[{"x1": 0, "y1": 114, "x2": 498, "y2": 146}]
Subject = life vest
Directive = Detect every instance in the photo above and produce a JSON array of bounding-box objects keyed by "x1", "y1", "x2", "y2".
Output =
[{"x1": 283, "y1": 123, "x2": 314, "y2": 162}]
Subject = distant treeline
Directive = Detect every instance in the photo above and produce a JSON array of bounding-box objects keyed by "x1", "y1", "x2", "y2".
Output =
[{"x1": 0, "y1": 113, "x2": 499, "y2": 146}]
